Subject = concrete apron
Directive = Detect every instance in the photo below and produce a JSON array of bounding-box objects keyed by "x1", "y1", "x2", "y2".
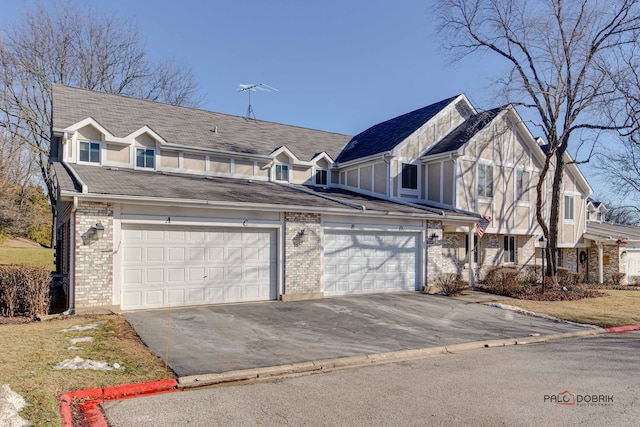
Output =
[{"x1": 177, "y1": 328, "x2": 605, "y2": 389}]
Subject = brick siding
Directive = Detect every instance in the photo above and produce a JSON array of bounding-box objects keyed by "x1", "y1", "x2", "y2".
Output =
[
  {"x1": 74, "y1": 202, "x2": 113, "y2": 307},
  {"x1": 284, "y1": 212, "x2": 322, "y2": 296}
]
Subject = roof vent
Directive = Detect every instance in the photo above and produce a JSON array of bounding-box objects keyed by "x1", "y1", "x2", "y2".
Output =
[
  {"x1": 107, "y1": 167, "x2": 119, "y2": 171},
  {"x1": 211, "y1": 126, "x2": 218, "y2": 134}
]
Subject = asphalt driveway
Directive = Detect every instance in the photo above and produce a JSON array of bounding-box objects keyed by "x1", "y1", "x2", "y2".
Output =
[{"x1": 124, "y1": 292, "x2": 592, "y2": 377}]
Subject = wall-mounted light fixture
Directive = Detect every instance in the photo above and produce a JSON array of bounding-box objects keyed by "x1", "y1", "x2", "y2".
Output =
[
  {"x1": 92, "y1": 223, "x2": 105, "y2": 240},
  {"x1": 429, "y1": 232, "x2": 439, "y2": 245},
  {"x1": 296, "y1": 228, "x2": 306, "y2": 243}
]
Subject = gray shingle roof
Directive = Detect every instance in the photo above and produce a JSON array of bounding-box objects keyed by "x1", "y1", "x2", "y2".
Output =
[
  {"x1": 55, "y1": 163, "x2": 477, "y2": 220},
  {"x1": 52, "y1": 84, "x2": 351, "y2": 161},
  {"x1": 335, "y1": 96, "x2": 459, "y2": 164},
  {"x1": 586, "y1": 222, "x2": 640, "y2": 243},
  {"x1": 424, "y1": 108, "x2": 504, "y2": 156}
]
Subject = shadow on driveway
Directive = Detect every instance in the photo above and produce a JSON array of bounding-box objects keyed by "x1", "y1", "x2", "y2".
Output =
[{"x1": 124, "y1": 292, "x2": 591, "y2": 377}]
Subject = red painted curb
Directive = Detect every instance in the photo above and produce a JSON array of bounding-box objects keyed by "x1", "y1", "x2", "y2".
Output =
[
  {"x1": 606, "y1": 324, "x2": 640, "y2": 333},
  {"x1": 60, "y1": 379, "x2": 179, "y2": 426}
]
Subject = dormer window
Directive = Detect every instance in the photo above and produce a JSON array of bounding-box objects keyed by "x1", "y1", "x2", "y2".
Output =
[
  {"x1": 401, "y1": 163, "x2": 418, "y2": 190},
  {"x1": 275, "y1": 164, "x2": 289, "y2": 181},
  {"x1": 79, "y1": 141, "x2": 100, "y2": 163},
  {"x1": 136, "y1": 148, "x2": 155, "y2": 169},
  {"x1": 315, "y1": 169, "x2": 327, "y2": 185}
]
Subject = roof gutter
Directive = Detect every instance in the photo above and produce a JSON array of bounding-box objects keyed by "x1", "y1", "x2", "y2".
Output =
[{"x1": 59, "y1": 191, "x2": 445, "y2": 220}]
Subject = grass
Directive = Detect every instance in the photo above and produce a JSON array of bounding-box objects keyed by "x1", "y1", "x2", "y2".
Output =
[
  {"x1": 0, "y1": 246, "x2": 55, "y2": 269},
  {"x1": 0, "y1": 314, "x2": 174, "y2": 426},
  {"x1": 494, "y1": 289, "x2": 640, "y2": 328}
]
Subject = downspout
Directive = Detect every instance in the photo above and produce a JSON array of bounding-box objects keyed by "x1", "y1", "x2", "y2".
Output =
[{"x1": 64, "y1": 196, "x2": 78, "y2": 315}]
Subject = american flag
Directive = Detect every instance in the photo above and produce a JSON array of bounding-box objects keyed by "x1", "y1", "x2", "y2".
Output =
[{"x1": 476, "y1": 216, "x2": 491, "y2": 237}]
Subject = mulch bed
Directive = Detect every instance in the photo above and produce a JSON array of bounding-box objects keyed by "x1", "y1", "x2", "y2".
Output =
[{"x1": 516, "y1": 285, "x2": 607, "y2": 301}]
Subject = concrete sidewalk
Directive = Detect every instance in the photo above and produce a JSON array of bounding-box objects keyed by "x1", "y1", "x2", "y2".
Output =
[{"x1": 125, "y1": 292, "x2": 595, "y2": 377}]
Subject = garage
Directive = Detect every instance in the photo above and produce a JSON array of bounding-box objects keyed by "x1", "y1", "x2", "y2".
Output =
[
  {"x1": 121, "y1": 225, "x2": 277, "y2": 310},
  {"x1": 624, "y1": 250, "x2": 640, "y2": 279},
  {"x1": 323, "y1": 231, "x2": 420, "y2": 296}
]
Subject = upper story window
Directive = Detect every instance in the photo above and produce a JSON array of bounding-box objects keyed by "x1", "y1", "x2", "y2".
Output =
[
  {"x1": 401, "y1": 163, "x2": 418, "y2": 190},
  {"x1": 503, "y1": 236, "x2": 516, "y2": 263},
  {"x1": 275, "y1": 164, "x2": 289, "y2": 181},
  {"x1": 477, "y1": 164, "x2": 494, "y2": 198},
  {"x1": 315, "y1": 169, "x2": 327, "y2": 185},
  {"x1": 564, "y1": 195, "x2": 575, "y2": 221},
  {"x1": 516, "y1": 169, "x2": 529, "y2": 201},
  {"x1": 79, "y1": 141, "x2": 100, "y2": 163},
  {"x1": 136, "y1": 148, "x2": 155, "y2": 169}
]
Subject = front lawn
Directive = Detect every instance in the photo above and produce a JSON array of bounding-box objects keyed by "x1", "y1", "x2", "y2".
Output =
[
  {"x1": 0, "y1": 315, "x2": 173, "y2": 426},
  {"x1": 493, "y1": 289, "x2": 640, "y2": 328},
  {"x1": 0, "y1": 246, "x2": 55, "y2": 269}
]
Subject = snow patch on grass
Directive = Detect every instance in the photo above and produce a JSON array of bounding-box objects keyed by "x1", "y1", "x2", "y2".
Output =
[
  {"x1": 53, "y1": 356, "x2": 124, "y2": 371},
  {"x1": 59, "y1": 320, "x2": 107, "y2": 333},
  {"x1": 0, "y1": 384, "x2": 31, "y2": 427}
]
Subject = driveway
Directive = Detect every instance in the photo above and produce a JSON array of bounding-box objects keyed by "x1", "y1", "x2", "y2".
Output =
[{"x1": 124, "y1": 292, "x2": 592, "y2": 377}]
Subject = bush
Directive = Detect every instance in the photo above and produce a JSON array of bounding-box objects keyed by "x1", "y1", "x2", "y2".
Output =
[
  {"x1": 557, "y1": 267, "x2": 583, "y2": 288},
  {"x1": 518, "y1": 265, "x2": 540, "y2": 286},
  {"x1": 483, "y1": 267, "x2": 523, "y2": 297},
  {"x1": 628, "y1": 276, "x2": 640, "y2": 286},
  {"x1": 434, "y1": 273, "x2": 466, "y2": 296},
  {"x1": 607, "y1": 272, "x2": 626, "y2": 286},
  {"x1": 0, "y1": 265, "x2": 51, "y2": 318}
]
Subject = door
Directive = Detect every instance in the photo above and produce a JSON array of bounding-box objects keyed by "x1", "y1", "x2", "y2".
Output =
[
  {"x1": 323, "y1": 231, "x2": 420, "y2": 296},
  {"x1": 121, "y1": 225, "x2": 277, "y2": 310}
]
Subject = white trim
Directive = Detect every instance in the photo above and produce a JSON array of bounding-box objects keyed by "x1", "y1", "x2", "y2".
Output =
[
  {"x1": 112, "y1": 203, "x2": 122, "y2": 306},
  {"x1": 77, "y1": 140, "x2": 102, "y2": 165}
]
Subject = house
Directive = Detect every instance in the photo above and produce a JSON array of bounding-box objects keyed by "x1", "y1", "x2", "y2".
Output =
[
  {"x1": 50, "y1": 85, "x2": 623, "y2": 313},
  {"x1": 584, "y1": 200, "x2": 640, "y2": 284}
]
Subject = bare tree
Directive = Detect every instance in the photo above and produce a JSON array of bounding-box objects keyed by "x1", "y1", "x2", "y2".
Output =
[
  {"x1": 437, "y1": 0, "x2": 640, "y2": 283},
  {"x1": 593, "y1": 137, "x2": 640, "y2": 224},
  {"x1": 0, "y1": 0, "x2": 202, "y2": 245}
]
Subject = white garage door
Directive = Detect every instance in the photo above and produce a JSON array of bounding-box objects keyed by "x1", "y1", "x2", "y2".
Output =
[
  {"x1": 625, "y1": 250, "x2": 640, "y2": 279},
  {"x1": 121, "y1": 225, "x2": 277, "y2": 310},
  {"x1": 323, "y1": 231, "x2": 420, "y2": 296}
]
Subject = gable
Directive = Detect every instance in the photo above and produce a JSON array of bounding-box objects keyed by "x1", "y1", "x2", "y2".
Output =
[
  {"x1": 335, "y1": 95, "x2": 461, "y2": 164},
  {"x1": 424, "y1": 108, "x2": 503, "y2": 157}
]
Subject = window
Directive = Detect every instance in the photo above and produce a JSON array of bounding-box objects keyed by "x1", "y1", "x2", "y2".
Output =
[
  {"x1": 503, "y1": 236, "x2": 516, "y2": 263},
  {"x1": 477, "y1": 164, "x2": 493, "y2": 198},
  {"x1": 465, "y1": 235, "x2": 479, "y2": 263},
  {"x1": 79, "y1": 141, "x2": 100, "y2": 163},
  {"x1": 275, "y1": 164, "x2": 289, "y2": 181},
  {"x1": 564, "y1": 195, "x2": 575, "y2": 221},
  {"x1": 401, "y1": 163, "x2": 418, "y2": 189},
  {"x1": 315, "y1": 169, "x2": 327, "y2": 185},
  {"x1": 136, "y1": 148, "x2": 155, "y2": 168},
  {"x1": 516, "y1": 169, "x2": 529, "y2": 201}
]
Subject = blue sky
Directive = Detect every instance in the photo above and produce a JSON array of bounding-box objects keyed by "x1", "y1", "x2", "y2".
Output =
[{"x1": 2, "y1": 0, "x2": 606, "y2": 195}]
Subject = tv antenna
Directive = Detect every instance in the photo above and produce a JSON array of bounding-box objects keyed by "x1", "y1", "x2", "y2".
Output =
[{"x1": 238, "y1": 83, "x2": 278, "y2": 120}]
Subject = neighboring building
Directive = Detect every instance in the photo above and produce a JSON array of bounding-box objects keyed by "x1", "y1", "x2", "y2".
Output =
[
  {"x1": 50, "y1": 85, "x2": 630, "y2": 312},
  {"x1": 584, "y1": 200, "x2": 640, "y2": 284}
]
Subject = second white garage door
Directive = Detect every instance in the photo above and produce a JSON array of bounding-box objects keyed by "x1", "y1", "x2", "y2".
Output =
[
  {"x1": 121, "y1": 225, "x2": 277, "y2": 310},
  {"x1": 323, "y1": 231, "x2": 420, "y2": 296}
]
